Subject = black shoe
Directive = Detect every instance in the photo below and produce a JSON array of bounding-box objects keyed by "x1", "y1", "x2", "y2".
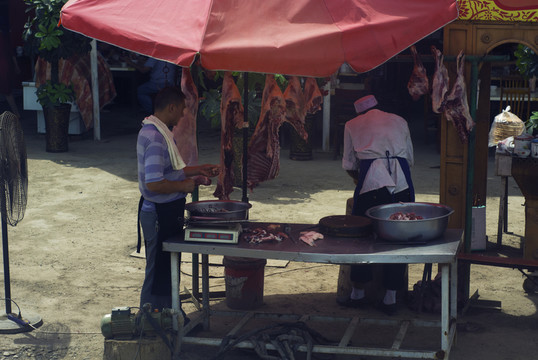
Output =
[
  {"x1": 377, "y1": 302, "x2": 397, "y2": 316},
  {"x1": 337, "y1": 297, "x2": 369, "y2": 308}
]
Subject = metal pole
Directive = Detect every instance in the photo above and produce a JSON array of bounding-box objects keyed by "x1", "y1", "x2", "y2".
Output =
[
  {"x1": 322, "y1": 82, "x2": 331, "y2": 151},
  {"x1": 464, "y1": 60, "x2": 479, "y2": 253},
  {"x1": 242, "y1": 72, "x2": 249, "y2": 203},
  {"x1": 1, "y1": 214, "x2": 11, "y2": 314},
  {"x1": 90, "y1": 40, "x2": 100, "y2": 141},
  {"x1": 170, "y1": 252, "x2": 180, "y2": 331}
]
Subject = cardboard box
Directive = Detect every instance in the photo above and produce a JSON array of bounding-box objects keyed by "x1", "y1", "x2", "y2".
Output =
[{"x1": 471, "y1": 206, "x2": 487, "y2": 251}]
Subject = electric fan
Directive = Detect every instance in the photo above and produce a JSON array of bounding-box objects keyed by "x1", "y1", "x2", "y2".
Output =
[{"x1": 0, "y1": 111, "x2": 42, "y2": 333}]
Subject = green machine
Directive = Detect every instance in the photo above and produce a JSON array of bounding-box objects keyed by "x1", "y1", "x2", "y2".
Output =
[{"x1": 101, "y1": 306, "x2": 175, "y2": 340}]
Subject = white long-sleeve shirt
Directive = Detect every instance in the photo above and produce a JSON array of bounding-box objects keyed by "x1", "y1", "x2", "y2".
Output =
[{"x1": 342, "y1": 109, "x2": 414, "y2": 195}]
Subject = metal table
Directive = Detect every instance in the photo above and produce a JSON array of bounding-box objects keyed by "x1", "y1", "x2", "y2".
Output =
[{"x1": 164, "y1": 223, "x2": 462, "y2": 359}]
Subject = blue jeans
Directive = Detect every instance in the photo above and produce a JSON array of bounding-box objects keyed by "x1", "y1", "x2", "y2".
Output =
[{"x1": 139, "y1": 209, "x2": 174, "y2": 310}]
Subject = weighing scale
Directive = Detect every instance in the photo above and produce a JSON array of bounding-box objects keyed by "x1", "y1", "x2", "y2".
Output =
[{"x1": 185, "y1": 223, "x2": 242, "y2": 244}]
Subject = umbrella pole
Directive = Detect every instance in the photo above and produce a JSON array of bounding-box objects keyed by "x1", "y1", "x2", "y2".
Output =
[{"x1": 242, "y1": 72, "x2": 249, "y2": 203}]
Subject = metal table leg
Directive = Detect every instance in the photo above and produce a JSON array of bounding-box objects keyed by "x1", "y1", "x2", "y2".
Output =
[
  {"x1": 192, "y1": 253, "x2": 199, "y2": 299},
  {"x1": 450, "y1": 259, "x2": 458, "y2": 321},
  {"x1": 171, "y1": 252, "x2": 181, "y2": 331},
  {"x1": 440, "y1": 263, "x2": 449, "y2": 353},
  {"x1": 201, "y1": 254, "x2": 210, "y2": 330},
  {"x1": 497, "y1": 176, "x2": 508, "y2": 247},
  {"x1": 440, "y1": 261, "x2": 457, "y2": 357}
]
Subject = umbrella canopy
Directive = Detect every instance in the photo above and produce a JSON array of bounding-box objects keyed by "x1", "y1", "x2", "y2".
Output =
[{"x1": 61, "y1": 0, "x2": 458, "y2": 77}]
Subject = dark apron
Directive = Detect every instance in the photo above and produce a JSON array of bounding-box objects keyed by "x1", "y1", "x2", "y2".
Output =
[
  {"x1": 352, "y1": 156, "x2": 415, "y2": 216},
  {"x1": 350, "y1": 155, "x2": 414, "y2": 289},
  {"x1": 138, "y1": 196, "x2": 186, "y2": 296}
]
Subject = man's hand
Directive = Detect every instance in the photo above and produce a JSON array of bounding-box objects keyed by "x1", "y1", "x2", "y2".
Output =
[
  {"x1": 184, "y1": 164, "x2": 220, "y2": 178},
  {"x1": 198, "y1": 164, "x2": 220, "y2": 178}
]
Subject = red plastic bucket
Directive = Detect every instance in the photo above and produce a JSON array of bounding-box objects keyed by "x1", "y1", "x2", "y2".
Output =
[{"x1": 223, "y1": 256, "x2": 267, "y2": 310}]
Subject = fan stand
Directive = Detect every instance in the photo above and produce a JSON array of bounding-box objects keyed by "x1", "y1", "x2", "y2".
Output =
[
  {"x1": 0, "y1": 111, "x2": 42, "y2": 333},
  {"x1": 0, "y1": 216, "x2": 43, "y2": 334},
  {"x1": 0, "y1": 313, "x2": 43, "y2": 334},
  {"x1": 0, "y1": 200, "x2": 42, "y2": 334}
]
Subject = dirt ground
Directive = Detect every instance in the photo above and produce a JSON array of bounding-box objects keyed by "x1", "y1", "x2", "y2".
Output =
[{"x1": 0, "y1": 104, "x2": 537, "y2": 360}]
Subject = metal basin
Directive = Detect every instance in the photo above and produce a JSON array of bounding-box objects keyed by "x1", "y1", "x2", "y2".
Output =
[
  {"x1": 365, "y1": 202, "x2": 454, "y2": 242},
  {"x1": 185, "y1": 200, "x2": 251, "y2": 221}
]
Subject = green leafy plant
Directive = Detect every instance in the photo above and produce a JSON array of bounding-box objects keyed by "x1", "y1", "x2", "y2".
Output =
[
  {"x1": 36, "y1": 80, "x2": 75, "y2": 108},
  {"x1": 514, "y1": 44, "x2": 538, "y2": 80},
  {"x1": 527, "y1": 111, "x2": 538, "y2": 134},
  {"x1": 196, "y1": 69, "x2": 288, "y2": 129},
  {"x1": 23, "y1": 0, "x2": 91, "y2": 105},
  {"x1": 199, "y1": 88, "x2": 222, "y2": 129}
]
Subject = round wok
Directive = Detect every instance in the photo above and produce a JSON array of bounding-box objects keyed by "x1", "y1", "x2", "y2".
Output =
[
  {"x1": 365, "y1": 202, "x2": 454, "y2": 242},
  {"x1": 185, "y1": 200, "x2": 251, "y2": 221}
]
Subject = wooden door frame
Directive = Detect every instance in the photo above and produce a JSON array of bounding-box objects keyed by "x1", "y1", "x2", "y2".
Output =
[{"x1": 441, "y1": 20, "x2": 538, "y2": 230}]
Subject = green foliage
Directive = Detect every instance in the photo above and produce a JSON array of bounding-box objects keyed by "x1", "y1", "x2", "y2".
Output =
[
  {"x1": 527, "y1": 111, "x2": 538, "y2": 134},
  {"x1": 24, "y1": 0, "x2": 91, "y2": 106},
  {"x1": 36, "y1": 80, "x2": 75, "y2": 108},
  {"x1": 514, "y1": 44, "x2": 538, "y2": 79},
  {"x1": 197, "y1": 71, "x2": 289, "y2": 128},
  {"x1": 199, "y1": 88, "x2": 222, "y2": 129},
  {"x1": 24, "y1": 0, "x2": 91, "y2": 64}
]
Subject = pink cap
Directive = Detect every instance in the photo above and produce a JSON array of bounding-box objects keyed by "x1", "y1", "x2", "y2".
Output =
[{"x1": 354, "y1": 95, "x2": 378, "y2": 113}]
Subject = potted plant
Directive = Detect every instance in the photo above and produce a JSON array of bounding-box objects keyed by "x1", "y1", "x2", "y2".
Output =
[
  {"x1": 23, "y1": 0, "x2": 91, "y2": 152},
  {"x1": 514, "y1": 44, "x2": 538, "y2": 91},
  {"x1": 527, "y1": 111, "x2": 538, "y2": 136}
]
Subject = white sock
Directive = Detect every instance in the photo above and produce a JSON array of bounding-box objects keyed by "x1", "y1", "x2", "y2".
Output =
[
  {"x1": 350, "y1": 287, "x2": 365, "y2": 300},
  {"x1": 383, "y1": 290, "x2": 397, "y2": 305}
]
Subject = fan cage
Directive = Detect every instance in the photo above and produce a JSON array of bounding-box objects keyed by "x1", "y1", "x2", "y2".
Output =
[{"x1": 0, "y1": 112, "x2": 28, "y2": 226}]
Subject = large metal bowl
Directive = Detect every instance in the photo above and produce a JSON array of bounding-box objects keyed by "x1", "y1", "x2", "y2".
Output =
[
  {"x1": 185, "y1": 200, "x2": 251, "y2": 221},
  {"x1": 365, "y1": 202, "x2": 454, "y2": 242}
]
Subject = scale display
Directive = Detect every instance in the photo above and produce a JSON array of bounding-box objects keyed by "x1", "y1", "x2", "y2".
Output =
[{"x1": 184, "y1": 224, "x2": 241, "y2": 244}]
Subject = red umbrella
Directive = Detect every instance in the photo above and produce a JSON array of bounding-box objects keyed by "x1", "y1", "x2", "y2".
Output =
[
  {"x1": 61, "y1": 0, "x2": 458, "y2": 77},
  {"x1": 61, "y1": 0, "x2": 458, "y2": 202}
]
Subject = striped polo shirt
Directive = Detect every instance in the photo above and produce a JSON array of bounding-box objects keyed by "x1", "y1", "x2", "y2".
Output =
[{"x1": 137, "y1": 123, "x2": 186, "y2": 212}]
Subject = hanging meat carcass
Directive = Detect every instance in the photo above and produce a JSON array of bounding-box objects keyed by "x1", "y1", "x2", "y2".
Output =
[
  {"x1": 407, "y1": 45, "x2": 429, "y2": 101},
  {"x1": 214, "y1": 72, "x2": 244, "y2": 200},
  {"x1": 431, "y1": 46, "x2": 449, "y2": 114},
  {"x1": 443, "y1": 51, "x2": 475, "y2": 143},
  {"x1": 173, "y1": 68, "x2": 199, "y2": 166},
  {"x1": 173, "y1": 68, "x2": 212, "y2": 186},
  {"x1": 283, "y1": 76, "x2": 308, "y2": 141},
  {"x1": 247, "y1": 74, "x2": 287, "y2": 190},
  {"x1": 303, "y1": 77, "x2": 323, "y2": 115}
]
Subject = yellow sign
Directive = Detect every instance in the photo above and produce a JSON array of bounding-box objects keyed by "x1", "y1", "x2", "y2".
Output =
[{"x1": 458, "y1": 0, "x2": 538, "y2": 22}]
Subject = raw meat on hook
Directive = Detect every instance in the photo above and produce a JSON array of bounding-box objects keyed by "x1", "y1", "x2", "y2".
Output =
[
  {"x1": 444, "y1": 51, "x2": 475, "y2": 143},
  {"x1": 431, "y1": 46, "x2": 450, "y2": 114},
  {"x1": 407, "y1": 45, "x2": 430, "y2": 101},
  {"x1": 214, "y1": 72, "x2": 244, "y2": 200}
]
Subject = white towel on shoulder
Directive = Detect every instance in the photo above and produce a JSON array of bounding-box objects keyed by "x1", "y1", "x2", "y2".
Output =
[{"x1": 142, "y1": 115, "x2": 186, "y2": 170}]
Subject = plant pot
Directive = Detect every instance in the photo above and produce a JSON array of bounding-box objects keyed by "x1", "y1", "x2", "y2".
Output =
[{"x1": 43, "y1": 103, "x2": 71, "y2": 152}]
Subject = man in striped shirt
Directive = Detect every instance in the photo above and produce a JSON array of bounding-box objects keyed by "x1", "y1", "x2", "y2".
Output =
[{"x1": 137, "y1": 87, "x2": 219, "y2": 315}]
